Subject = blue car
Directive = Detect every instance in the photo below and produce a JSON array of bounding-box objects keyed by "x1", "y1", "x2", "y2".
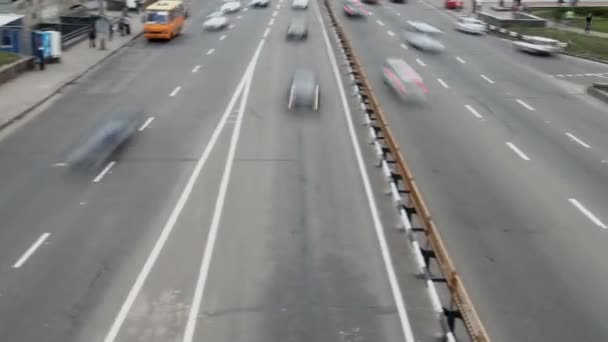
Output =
[{"x1": 68, "y1": 112, "x2": 144, "y2": 170}]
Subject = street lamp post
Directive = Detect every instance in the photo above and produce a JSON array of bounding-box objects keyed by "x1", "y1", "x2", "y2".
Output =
[{"x1": 98, "y1": 0, "x2": 107, "y2": 50}]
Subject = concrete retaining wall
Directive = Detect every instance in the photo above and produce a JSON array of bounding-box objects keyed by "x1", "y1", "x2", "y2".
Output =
[
  {"x1": 0, "y1": 56, "x2": 34, "y2": 87},
  {"x1": 478, "y1": 11, "x2": 547, "y2": 28}
]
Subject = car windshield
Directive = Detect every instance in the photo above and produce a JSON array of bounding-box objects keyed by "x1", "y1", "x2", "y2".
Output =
[
  {"x1": 294, "y1": 70, "x2": 315, "y2": 85},
  {"x1": 146, "y1": 11, "x2": 169, "y2": 23}
]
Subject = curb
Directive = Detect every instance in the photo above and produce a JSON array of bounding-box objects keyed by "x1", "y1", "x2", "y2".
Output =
[
  {"x1": 0, "y1": 31, "x2": 143, "y2": 132},
  {"x1": 587, "y1": 83, "x2": 608, "y2": 103}
]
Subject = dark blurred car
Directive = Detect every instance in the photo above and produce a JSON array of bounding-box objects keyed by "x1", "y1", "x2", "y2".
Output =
[
  {"x1": 361, "y1": 0, "x2": 379, "y2": 4},
  {"x1": 67, "y1": 112, "x2": 144, "y2": 170},
  {"x1": 249, "y1": 0, "x2": 270, "y2": 7},
  {"x1": 286, "y1": 19, "x2": 308, "y2": 40},
  {"x1": 288, "y1": 69, "x2": 320, "y2": 111},
  {"x1": 343, "y1": 0, "x2": 368, "y2": 17},
  {"x1": 390, "y1": 0, "x2": 405, "y2": 3}
]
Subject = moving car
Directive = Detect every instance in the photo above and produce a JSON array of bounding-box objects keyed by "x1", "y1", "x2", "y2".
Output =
[
  {"x1": 292, "y1": 0, "x2": 309, "y2": 9},
  {"x1": 455, "y1": 16, "x2": 486, "y2": 34},
  {"x1": 203, "y1": 12, "x2": 229, "y2": 30},
  {"x1": 513, "y1": 35, "x2": 565, "y2": 55},
  {"x1": 221, "y1": 1, "x2": 241, "y2": 12},
  {"x1": 343, "y1": 0, "x2": 368, "y2": 17},
  {"x1": 249, "y1": 0, "x2": 270, "y2": 7},
  {"x1": 67, "y1": 112, "x2": 144, "y2": 170},
  {"x1": 403, "y1": 21, "x2": 445, "y2": 53},
  {"x1": 382, "y1": 58, "x2": 428, "y2": 102},
  {"x1": 288, "y1": 69, "x2": 320, "y2": 111},
  {"x1": 286, "y1": 19, "x2": 308, "y2": 40},
  {"x1": 390, "y1": 0, "x2": 406, "y2": 3},
  {"x1": 445, "y1": 0, "x2": 462, "y2": 9},
  {"x1": 362, "y1": 0, "x2": 379, "y2": 4}
]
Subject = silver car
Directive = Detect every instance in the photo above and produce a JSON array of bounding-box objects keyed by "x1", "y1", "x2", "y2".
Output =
[
  {"x1": 455, "y1": 16, "x2": 486, "y2": 35},
  {"x1": 286, "y1": 19, "x2": 308, "y2": 40},
  {"x1": 513, "y1": 35, "x2": 565, "y2": 55},
  {"x1": 203, "y1": 12, "x2": 229, "y2": 30},
  {"x1": 288, "y1": 69, "x2": 320, "y2": 111},
  {"x1": 403, "y1": 21, "x2": 445, "y2": 53}
]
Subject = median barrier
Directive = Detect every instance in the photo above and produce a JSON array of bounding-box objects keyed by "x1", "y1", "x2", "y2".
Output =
[
  {"x1": 0, "y1": 56, "x2": 35, "y2": 87},
  {"x1": 322, "y1": 1, "x2": 490, "y2": 341}
]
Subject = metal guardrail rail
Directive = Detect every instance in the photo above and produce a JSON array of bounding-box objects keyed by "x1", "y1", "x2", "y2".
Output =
[{"x1": 321, "y1": 1, "x2": 490, "y2": 341}]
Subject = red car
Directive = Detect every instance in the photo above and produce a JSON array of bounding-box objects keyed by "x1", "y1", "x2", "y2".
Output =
[{"x1": 445, "y1": 0, "x2": 462, "y2": 9}]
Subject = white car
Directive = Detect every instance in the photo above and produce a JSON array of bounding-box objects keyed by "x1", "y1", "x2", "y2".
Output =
[
  {"x1": 292, "y1": 0, "x2": 309, "y2": 9},
  {"x1": 203, "y1": 14, "x2": 229, "y2": 30},
  {"x1": 455, "y1": 16, "x2": 486, "y2": 34},
  {"x1": 221, "y1": 1, "x2": 241, "y2": 12},
  {"x1": 403, "y1": 21, "x2": 445, "y2": 53},
  {"x1": 513, "y1": 35, "x2": 565, "y2": 55}
]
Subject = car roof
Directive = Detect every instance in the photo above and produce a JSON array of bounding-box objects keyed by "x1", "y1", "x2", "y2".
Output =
[
  {"x1": 293, "y1": 69, "x2": 315, "y2": 81},
  {"x1": 384, "y1": 58, "x2": 422, "y2": 81},
  {"x1": 406, "y1": 21, "x2": 442, "y2": 33}
]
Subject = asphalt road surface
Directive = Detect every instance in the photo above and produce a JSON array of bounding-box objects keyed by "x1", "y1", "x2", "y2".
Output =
[
  {"x1": 0, "y1": 0, "x2": 442, "y2": 341},
  {"x1": 333, "y1": 0, "x2": 608, "y2": 341}
]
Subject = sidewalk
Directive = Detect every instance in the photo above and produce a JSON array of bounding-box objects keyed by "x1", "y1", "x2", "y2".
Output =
[
  {"x1": 547, "y1": 20, "x2": 608, "y2": 37},
  {"x1": 0, "y1": 10, "x2": 143, "y2": 131}
]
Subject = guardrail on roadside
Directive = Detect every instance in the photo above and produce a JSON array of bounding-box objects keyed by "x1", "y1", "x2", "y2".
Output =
[{"x1": 321, "y1": 1, "x2": 490, "y2": 341}]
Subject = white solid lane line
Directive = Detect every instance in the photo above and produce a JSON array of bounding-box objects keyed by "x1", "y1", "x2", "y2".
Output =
[
  {"x1": 138, "y1": 117, "x2": 155, "y2": 131},
  {"x1": 170, "y1": 86, "x2": 181, "y2": 97},
  {"x1": 377, "y1": 20, "x2": 385, "y2": 26},
  {"x1": 400, "y1": 43, "x2": 408, "y2": 50},
  {"x1": 93, "y1": 161, "x2": 116, "y2": 183},
  {"x1": 263, "y1": 27, "x2": 270, "y2": 37},
  {"x1": 480, "y1": 74, "x2": 495, "y2": 84},
  {"x1": 456, "y1": 56, "x2": 466, "y2": 64},
  {"x1": 465, "y1": 105, "x2": 483, "y2": 119},
  {"x1": 569, "y1": 198, "x2": 607, "y2": 229},
  {"x1": 192, "y1": 65, "x2": 201, "y2": 73},
  {"x1": 219, "y1": 34, "x2": 226, "y2": 40},
  {"x1": 505, "y1": 142, "x2": 530, "y2": 161},
  {"x1": 516, "y1": 99, "x2": 535, "y2": 111},
  {"x1": 103, "y1": 42, "x2": 259, "y2": 342},
  {"x1": 416, "y1": 58, "x2": 426, "y2": 67},
  {"x1": 13, "y1": 233, "x2": 51, "y2": 268},
  {"x1": 315, "y1": 2, "x2": 416, "y2": 341},
  {"x1": 206, "y1": 48, "x2": 215, "y2": 55},
  {"x1": 183, "y1": 39, "x2": 266, "y2": 342},
  {"x1": 437, "y1": 78, "x2": 449, "y2": 88},
  {"x1": 565, "y1": 132, "x2": 591, "y2": 149},
  {"x1": 387, "y1": 30, "x2": 395, "y2": 37}
]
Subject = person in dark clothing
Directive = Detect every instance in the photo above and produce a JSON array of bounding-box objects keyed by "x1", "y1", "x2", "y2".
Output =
[
  {"x1": 89, "y1": 23, "x2": 97, "y2": 47},
  {"x1": 36, "y1": 36, "x2": 45, "y2": 70},
  {"x1": 585, "y1": 13, "x2": 593, "y2": 33}
]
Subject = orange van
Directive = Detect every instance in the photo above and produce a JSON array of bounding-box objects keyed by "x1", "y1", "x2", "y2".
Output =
[{"x1": 144, "y1": 0, "x2": 186, "y2": 40}]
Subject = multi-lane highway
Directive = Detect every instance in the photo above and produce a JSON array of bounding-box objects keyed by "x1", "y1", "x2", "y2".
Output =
[
  {"x1": 0, "y1": 0, "x2": 450, "y2": 341},
  {"x1": 333, "y1": 0, "x2": 608, "y2": 341}
]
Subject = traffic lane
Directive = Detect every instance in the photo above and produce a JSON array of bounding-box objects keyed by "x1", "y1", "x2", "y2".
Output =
[
  {"x1": 372, "y1": 0, "x2": 608, "y2": 150},
  {"x1": 192, "y1": 8, "x2": 425, "y2": 342},
  {"x1": 0, "y1": 0, "x2": 272, "y2": 267},
  {"x1": 0, "y1": 13, "x2": 276, "y2": 342},
  {"x1": 339, "y1": 9, "x2": 608, "y2": 341}
]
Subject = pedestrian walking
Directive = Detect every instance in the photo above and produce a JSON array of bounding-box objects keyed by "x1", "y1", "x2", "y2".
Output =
[
  {"x1": 585, "y1": 13, "x2": 593, "y2": 33},
  {"x1": 88, "y1": 23, "x2": 97, "y2": 48},
  {"x1": 36, "y1": 36, "x2": 45, "y2": 71}
]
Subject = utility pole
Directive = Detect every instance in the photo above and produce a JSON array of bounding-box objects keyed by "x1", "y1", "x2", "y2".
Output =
[{"x1": 98, "y1": 0, "x2": 107, "y2": 50}]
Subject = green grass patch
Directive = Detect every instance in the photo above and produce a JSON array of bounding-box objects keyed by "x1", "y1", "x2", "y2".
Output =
[
  {"x1": 0, "y1": 51, "x2": 19, "y2": 66},
  {"x1": 530, "y1": 7, "x2": 608, "y2": 33},
  {"x1": 510, "y1": 26, "x2": 608, "y2": 61}
]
